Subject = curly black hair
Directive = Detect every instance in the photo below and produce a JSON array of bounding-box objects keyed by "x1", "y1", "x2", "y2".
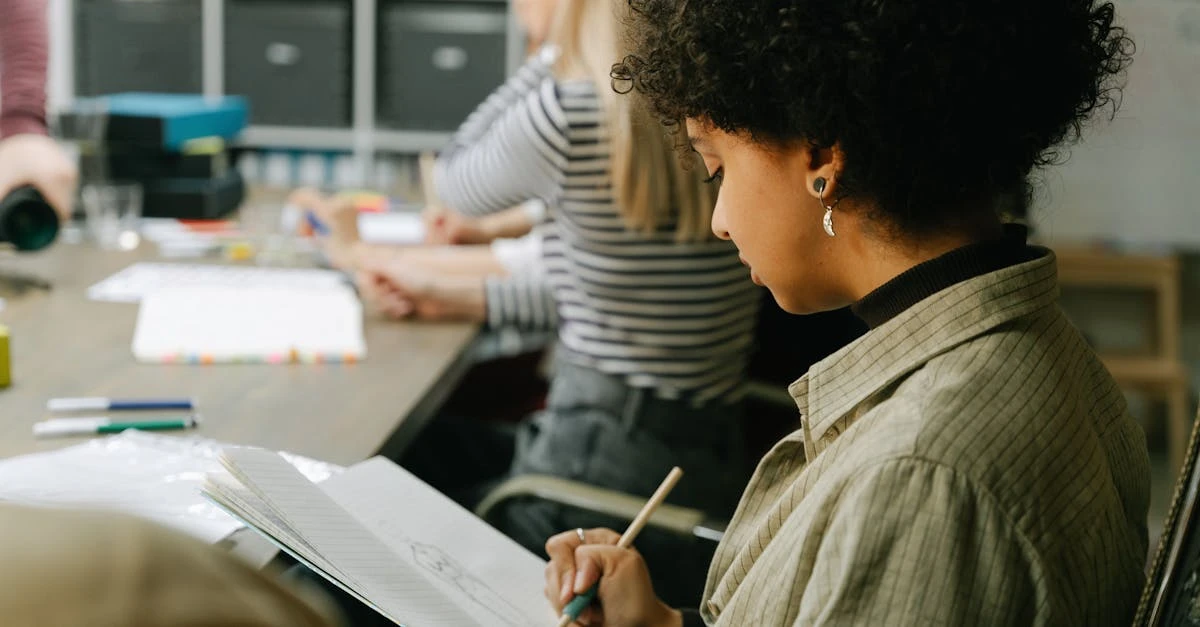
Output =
[{"x1": 614, "y1": 0, "x2": 1133, "y2": 234}]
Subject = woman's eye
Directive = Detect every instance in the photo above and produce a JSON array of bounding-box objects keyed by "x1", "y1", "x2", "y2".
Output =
[{"x1": 703, "y1": 167, "x2": 724, "y2": 184}]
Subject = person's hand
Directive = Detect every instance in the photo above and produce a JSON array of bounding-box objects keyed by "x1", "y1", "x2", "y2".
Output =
[
  {"x1": 355, "y1": 252, "x2": 486, "y2": 322},
  {"x1": 286, "y1": 188, "x2": 363, "y2": 270},
  {"x1": 543, "y1": 528, "x2": 681, "y2": 627},
  {"x1": 0, "y1": 134, "x2": 79, "y2": 221},
  {"x1": 422, "y1": 206, "x2": 492, "y2": 245}
]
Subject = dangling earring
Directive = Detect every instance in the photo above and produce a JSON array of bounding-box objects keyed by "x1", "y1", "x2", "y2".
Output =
[{"x1": 814, "y1": 177, "x2": 838, "y2": 237}]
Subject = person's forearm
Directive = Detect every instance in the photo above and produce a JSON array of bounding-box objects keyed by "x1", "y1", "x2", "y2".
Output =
[
  {"x1": 434, "y1": 277, "x2": 487, "y2": 322},
  {"x1": 349, "y1": 243, "x2": 508, "y2": 279},
  {"x1": 0, "y1": 0, "x2": 50, "y2": 137},
  {"x1": 478, "y1": 206, "x2": 536, "y2": 241}
]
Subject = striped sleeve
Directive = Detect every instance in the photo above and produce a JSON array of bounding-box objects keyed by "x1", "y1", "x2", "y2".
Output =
[
  {"x1": 443, "y1": 47, "x2": 556, "y2": 153},
  {"x1": 433, "y1": 78, "x2": 568, "y2": 217},
  {"x1": 0, "y1": 0, "x2": 50, "y2": 137},
  {"x1": 793, "y1": 458, "x2": 1037, "y2": 626},
  {"x1": 484, "y1": 272, "x2": 558, "y2": 331}
]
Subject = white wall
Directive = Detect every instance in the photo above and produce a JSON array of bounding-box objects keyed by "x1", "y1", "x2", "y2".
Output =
[{"x1": 1034, "y1": 1, "x2": 1200, "y2": 250}]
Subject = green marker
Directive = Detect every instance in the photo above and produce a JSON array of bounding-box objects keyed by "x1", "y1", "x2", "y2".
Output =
[{"x1": 33, "y1": 415, "x2": 200, "y2": 438}]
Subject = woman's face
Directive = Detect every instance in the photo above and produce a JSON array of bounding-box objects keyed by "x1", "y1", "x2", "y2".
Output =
[
  {"x1": 686, "y1": 118, "x2": 851, "y2": 314},
  {"x1": 513, "y1": 0, "x2": 560, "y2": 47}
]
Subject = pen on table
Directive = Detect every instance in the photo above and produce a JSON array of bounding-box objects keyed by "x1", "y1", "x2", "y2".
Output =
[
  {"x1": 557, "y1": 466, "x2": 684, "y2": 627},
  {"x1": 33, "y1": 415, "x2": 200, "y2": 438},
  {"x1": 47, "y1": 397, "x2": 196, "y2": 412}
]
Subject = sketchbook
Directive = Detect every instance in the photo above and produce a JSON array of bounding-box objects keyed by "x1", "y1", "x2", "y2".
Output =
[{"x1": 202, "y1": 448, "x2": 554, "y2": 626}]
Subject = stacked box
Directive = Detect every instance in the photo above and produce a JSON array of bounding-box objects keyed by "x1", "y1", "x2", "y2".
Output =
[{"x1": 61, "y1": 93, "x2": 250, "y2": 219}]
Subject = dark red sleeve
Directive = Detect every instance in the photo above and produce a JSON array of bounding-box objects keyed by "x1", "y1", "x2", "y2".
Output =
[{"x1": 0, "y1": 0, "x2": 50, "y2": 137}]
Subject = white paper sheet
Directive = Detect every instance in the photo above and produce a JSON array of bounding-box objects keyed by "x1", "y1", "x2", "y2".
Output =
[
  {"x1": 88, "y1": 262, "x2": 347, "y2": 304},
  {"x1": 358, "y1": 212, "x2": 426, "y2": 245},
  {"x1": 132, "y1": 285, "x2": 366, "y2": 363}
]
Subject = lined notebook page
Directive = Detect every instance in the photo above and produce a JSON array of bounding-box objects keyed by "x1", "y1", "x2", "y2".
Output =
[
  {"x1": 321, "y1": 458, "x2": 555, "y2": 627},
  {"x1": 219, "y1": 448, "x2": 477, "y2": 626}
]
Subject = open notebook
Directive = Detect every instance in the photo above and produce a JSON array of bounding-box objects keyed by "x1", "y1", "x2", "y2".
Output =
[{"x1": 203, "y1": 448, "x2": 554, "y2": 626}]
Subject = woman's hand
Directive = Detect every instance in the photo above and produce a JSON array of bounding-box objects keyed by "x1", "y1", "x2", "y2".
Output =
[
  {"x1": 422, "y1": 206, "x2": 492, "y2": 246},
  {"x1": 543, "y1": 528, "x2": 681, "y2": 627},
  {"x1": 356, "y1": 252, "x2": 486, "y2": 322},
  {"x1": 0, "y1": 134, "x2": 79, "y2": 221},
  {"x1": 287, "y1": 188, "x2": 365, "y2": 270}
]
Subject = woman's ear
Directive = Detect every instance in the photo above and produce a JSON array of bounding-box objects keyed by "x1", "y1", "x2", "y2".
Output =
[{"x1": 803, "y1": 143, "x2": 846, "y2": 199}]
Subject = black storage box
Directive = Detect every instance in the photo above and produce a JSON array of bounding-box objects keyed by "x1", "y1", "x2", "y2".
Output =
[
  {"x1": 225, "y1": 0, "x2": 353, "y2": 127},
  {"x1": 378, "y1": 2, "x2": 509, "y2": 131},
  {"x1": 75, "y1": 0, "x2": 203, "y2": 96},
  {"x1": 142, "y1": 171, "x2": 246, "y2": 219}
]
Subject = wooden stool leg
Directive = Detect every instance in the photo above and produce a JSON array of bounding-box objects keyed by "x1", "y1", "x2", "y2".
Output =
[{"x1": 1169, "y1": 383, "x2": 1192, "y2": 474}]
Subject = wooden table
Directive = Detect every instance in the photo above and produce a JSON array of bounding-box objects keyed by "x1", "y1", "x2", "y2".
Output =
[{"x1": 0, "y1": 241, "x2": 480, "y2": 467}]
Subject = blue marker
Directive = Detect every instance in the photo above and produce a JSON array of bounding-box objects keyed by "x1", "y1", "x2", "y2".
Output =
[
  {"x1": 305, "y1": 211, "x2": 331, "y2": 236},
  {"x1": 47, "y1": 397, "x2": 196, "y2": 412}
]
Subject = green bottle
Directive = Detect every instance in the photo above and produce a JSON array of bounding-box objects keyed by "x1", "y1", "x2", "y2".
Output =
[{"x1": 0, "y1": 186, "x2": 59, "y2": 251}]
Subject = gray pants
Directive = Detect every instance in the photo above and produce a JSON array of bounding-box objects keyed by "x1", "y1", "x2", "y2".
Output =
[{"x1": 400, "y1": 361, "x2": 747, "y2": 606}]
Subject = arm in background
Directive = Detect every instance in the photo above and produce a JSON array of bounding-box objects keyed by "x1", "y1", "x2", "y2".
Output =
[
  {"x1": 441, "y1": 47, "x2": 558, "y2": 158},
  {"x1": 432, "y1": 78, "x2": 566, "y2": 217},
  {"x1": 484, "y1": 269, "x2": 557, "y2": 332},
  {"x1": 423, "y1": 201, "x2": 542, "y2": 246},
  {"x1": 0, "y1": 0, "x2": 77, "y2": 219},
  {"x1": 0, "y1": 0, "x2": 49, "y2": 137}
]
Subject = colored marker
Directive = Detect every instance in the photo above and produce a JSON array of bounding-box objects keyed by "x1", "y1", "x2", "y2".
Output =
[
  {"x1": 305, "y1": 211, "x2": 331, "y2": 236},
  {"x1": 47, "y1": 397, "x2": 196, "y2": 412},
  {"x1": 33, "y1": 415, "x2": 200, "y2": 438}
]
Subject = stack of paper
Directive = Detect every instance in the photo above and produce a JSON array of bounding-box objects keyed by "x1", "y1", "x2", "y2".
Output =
[{"x1": 132, "y1": 285, "x2": 366, "y2": 364}]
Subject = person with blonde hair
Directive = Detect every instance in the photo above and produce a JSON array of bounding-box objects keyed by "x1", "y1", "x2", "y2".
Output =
[{"x1": 355, "y1": 0, "x2": 759, "y2": 607}]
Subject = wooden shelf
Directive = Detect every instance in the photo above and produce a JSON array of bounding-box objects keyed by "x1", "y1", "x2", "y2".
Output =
[
  {"x1": 1053, "y1": 243, "x2": 1192, "y2": 470},
  {"x1": 1101, "y1": 356, "x2": 1188, "y2": 388}
]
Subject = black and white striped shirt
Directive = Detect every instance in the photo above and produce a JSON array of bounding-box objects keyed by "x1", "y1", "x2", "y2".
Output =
[{"x1": 433, "y1": 50, "x2": 760, "y2": 403}]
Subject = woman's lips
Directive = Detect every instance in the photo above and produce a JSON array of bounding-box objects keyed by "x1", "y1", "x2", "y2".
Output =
[{"x1": 740, "y1": 257, "x2": 762, "y2": 285}]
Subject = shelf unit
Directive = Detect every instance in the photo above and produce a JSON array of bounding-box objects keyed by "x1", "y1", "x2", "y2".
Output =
[
  {"x1": 51, "y1": 0, "x2": 523, "y2": 184},
  {"x1": 1055, "y1": 244, "x2": 1193, "y2": 472}
]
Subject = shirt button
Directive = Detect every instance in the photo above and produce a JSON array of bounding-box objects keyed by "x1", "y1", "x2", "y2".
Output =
[{"x1": 706, "y1": 599, "x2": 721, "y2": 617}]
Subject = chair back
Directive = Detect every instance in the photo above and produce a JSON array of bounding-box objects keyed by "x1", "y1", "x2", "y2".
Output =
[{"x1": 1136, "y1": 406, "x2": 1200, "y2": 626}]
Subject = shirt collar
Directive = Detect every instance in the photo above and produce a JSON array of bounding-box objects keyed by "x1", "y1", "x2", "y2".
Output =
[
  {"x1": 789, "y1": 248, "x2": 1058, "y2": 453},
  {"x1": 851, "y1": 224, "x2": 1039, "y2": 329}
]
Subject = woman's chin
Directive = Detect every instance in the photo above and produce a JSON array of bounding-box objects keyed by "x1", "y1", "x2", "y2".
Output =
[{"x1": 770, "y1": 288, "x2": 846, "y2": 316}]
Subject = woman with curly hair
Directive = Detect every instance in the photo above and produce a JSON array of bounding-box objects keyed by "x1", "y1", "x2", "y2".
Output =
[{"x1": 542, "y1": 1, "x2": 1148, "y2": 625}]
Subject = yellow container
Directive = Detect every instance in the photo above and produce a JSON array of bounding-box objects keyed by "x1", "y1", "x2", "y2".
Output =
[{"x1": 0, "y1": 324, "x2": 9, "y2": 388}]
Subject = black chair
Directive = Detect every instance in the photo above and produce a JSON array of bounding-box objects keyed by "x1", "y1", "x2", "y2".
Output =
[{"x1": 474, "y1": 291, "x2": 868, "y2": 542}]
